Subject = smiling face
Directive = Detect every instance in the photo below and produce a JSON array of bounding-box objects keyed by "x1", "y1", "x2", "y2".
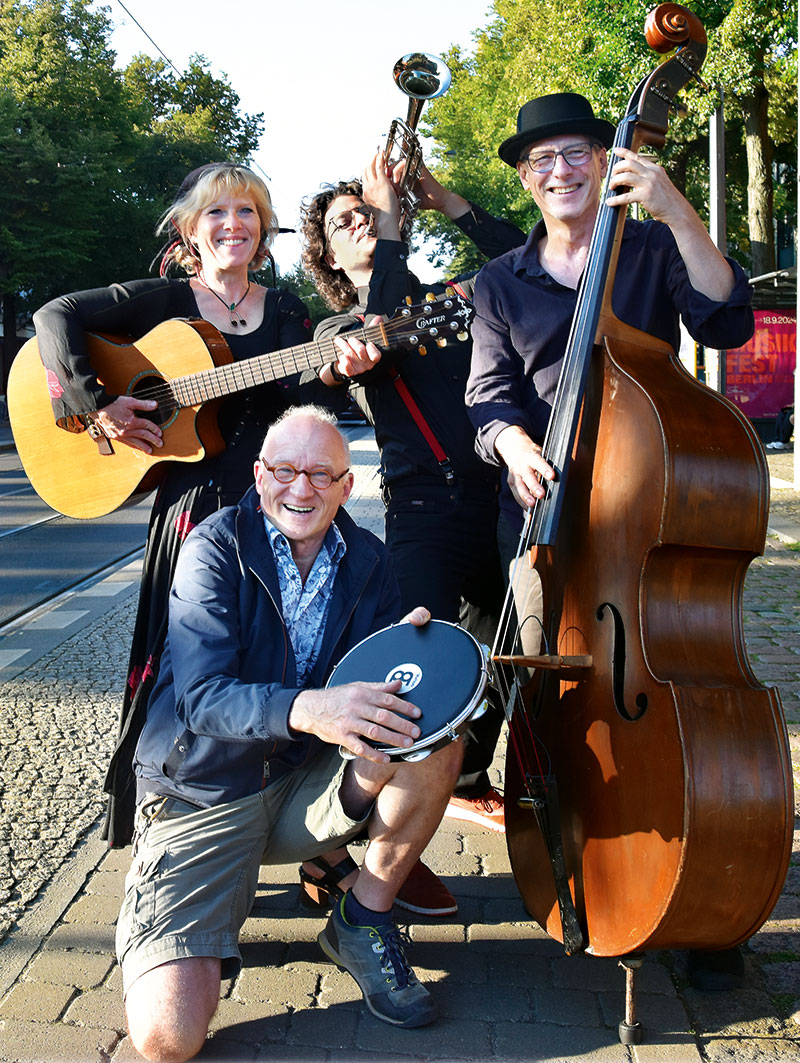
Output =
[
  {"x1": 188, "y1": 191, "x2": 263, "y2": 275},
  {"x1": 516, "y1": 134, "x2": 607, "y2": 227},
  {"x1": 323, "y1": 194, "x2": 377, "y2": 279},
  {"x1": 254, "y1": 414, "x2": 353, "y2": 566}
]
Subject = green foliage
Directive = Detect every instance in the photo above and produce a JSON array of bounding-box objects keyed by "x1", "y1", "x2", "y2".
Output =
[
  {"x1": 0, "y1": 0, "x2": 263, "y2": 323},
  {"x1": 276, "y1": 263, "x2": 330, "y2": 328},
  {"x1": 417, "y1": 0, "x2": 796, "y2": 275}
]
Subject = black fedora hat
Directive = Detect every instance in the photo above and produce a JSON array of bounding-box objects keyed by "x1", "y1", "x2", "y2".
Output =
[{"x1": 498, "y1": 92, "x2": 615, "y2": 167}]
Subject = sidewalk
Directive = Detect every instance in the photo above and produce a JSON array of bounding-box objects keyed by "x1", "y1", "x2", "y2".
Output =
[{"x1": 0, "y1": 426, "x2": 798, "y2": 1061}]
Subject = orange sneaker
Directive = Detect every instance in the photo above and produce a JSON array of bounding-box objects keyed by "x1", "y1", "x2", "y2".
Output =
[
  {"x1": 395, "y1": 859, "x2": 457, "y2": 917},
  {"x1": 444, "y1": 787, "x2": 505, "y2": 833}
]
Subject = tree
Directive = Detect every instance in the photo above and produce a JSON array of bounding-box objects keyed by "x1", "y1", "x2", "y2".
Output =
[
  {"x1": 418, "y1": 0, "x2": 796, "y2": 277},
  {"x1": 274, "y1": 262, "x2": 330, "y2": 328},
  {"x1": 0, "y1": 0, "x2": 129, "y2": 381},
  {"x1": 705, "y1": 0, "x2": 797, "y2": 275},
  {"x1": 0, "y1": 0, "x2": 264, "y2": 387}
]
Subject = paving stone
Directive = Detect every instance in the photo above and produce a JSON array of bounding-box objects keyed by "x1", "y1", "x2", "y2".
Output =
[
  {"x1": 285, "y1": 1004, "x2": 359, "y2": 1048},
  {"x1": 62, "y1": 893, "x2": 121, "y2": 925},
  {"x1": 0, "y1": 981, "x2": 75, "y2": 1022},
  {"x1": 43, "y1": 922, "x2": 116, "y2": 953},
  {"x1": 208, "y1": 996, "x2": 290, "y2": 1043},
  {"x1": 22, "y1": 950, "x2": 115, "y2": 988},
  {"x1": 62, "y1": 986, "x2": 126, "y2": 1030},
  {"x1": 233, "y1": 961, "x2": 319, "y2": 1007},
  {"x1": 0, "y1": 1017, "x2": 120, "y2": 1061}
]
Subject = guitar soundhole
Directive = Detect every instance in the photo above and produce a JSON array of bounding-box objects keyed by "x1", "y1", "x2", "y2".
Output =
[{"x1": 130, "y1": 374, "x2": 175, "y2": 427}]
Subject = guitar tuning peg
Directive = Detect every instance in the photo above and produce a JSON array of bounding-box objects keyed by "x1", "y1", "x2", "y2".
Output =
[
  {"x1": 405, "y1": 296, "x2": 413, "y2": 306},
  {"x1": 425, "y1": 292, "x2": 435, "y2": 303},
  {"x1": 436, "y1": 337, "x2": 447, "y2": 348},
  {"x1": 444, "y1": 285, "x2": 455, "y2": 296},
  {"x1": 418, "y1": 344, "x2": 428, "y2": 356},
  {"x1": 456, "y1": 330, "x2": 468, "y2": 342}
]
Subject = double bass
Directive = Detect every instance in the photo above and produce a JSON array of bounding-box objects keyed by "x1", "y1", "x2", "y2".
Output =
[{"x1": 493, "y1": 3, "x2": 793, "y2": 1041}]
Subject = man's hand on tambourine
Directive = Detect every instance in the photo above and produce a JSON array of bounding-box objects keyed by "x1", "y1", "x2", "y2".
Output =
[
  {"x1": 289, "y1": 680, "x2": 422, "y2": 764},
  {"x1": 288, "y1": 607, "x2": 430, "y2": 763}
]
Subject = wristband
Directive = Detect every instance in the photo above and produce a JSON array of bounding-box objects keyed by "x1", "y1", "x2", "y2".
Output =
[{"x1": 329, "y1": 360, "x2": 348, "y2": 384}]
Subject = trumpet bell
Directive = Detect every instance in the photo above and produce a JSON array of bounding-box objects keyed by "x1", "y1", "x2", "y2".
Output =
[{"x1": 393, "y1": 52, "x2": 451, "y2": 102}]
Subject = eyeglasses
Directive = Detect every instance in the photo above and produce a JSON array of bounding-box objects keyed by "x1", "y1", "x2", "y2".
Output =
[
  {"x1": 521, "y1": 141, "x2": 598, "y2": 174},
  {"x1": 326, "y1": 205, "x2": 373, "y2": 240},
  {"x1": 261, "y1": 459, "x2": 350, "y2": 490}
]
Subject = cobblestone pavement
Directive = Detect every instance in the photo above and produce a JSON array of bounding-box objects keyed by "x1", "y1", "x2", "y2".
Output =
[{"x1": 0, "y1": 430, "x2": 798, "y2": 1061}]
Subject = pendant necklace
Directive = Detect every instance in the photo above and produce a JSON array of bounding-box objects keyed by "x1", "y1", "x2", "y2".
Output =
[{"x1": 199, "y1": 276, "x2": 251, "y2": 327}]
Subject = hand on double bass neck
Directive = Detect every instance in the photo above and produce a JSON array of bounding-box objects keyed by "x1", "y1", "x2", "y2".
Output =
[
  {"x1": 606, "y1": 146, "x2": 735, "y2": 302},
  {"x1": 494, "y1": 424, "x2": 556, "y2": 510}
]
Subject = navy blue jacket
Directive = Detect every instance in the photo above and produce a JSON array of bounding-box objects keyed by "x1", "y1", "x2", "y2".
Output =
[{"x1": 134, "y1": 486, "x2": 401, "y2": 807}]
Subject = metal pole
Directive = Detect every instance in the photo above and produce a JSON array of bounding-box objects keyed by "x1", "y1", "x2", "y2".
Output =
[
  {"x1": 795, "y1": 4, "x2": 799, "y2": 487},
  {"x1": 707, "y1": 91, "x2": 727, "y2": 394}
]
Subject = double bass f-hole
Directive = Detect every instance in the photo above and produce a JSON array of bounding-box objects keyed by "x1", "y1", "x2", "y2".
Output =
[{"x1": 596, "y1": 602, "x2": 648, "y2": 722}]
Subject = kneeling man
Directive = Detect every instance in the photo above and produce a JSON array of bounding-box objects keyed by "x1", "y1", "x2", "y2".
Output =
[{"x1": 117, "y1": 405, "x2": 462, "y2": 1061}]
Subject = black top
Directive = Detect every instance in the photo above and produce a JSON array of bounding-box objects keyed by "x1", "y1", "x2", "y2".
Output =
[{"x1": 314, "y1": 204, "x2": 525, "y2": 487}]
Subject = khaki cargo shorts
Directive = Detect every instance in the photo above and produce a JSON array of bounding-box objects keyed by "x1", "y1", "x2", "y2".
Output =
[{"x1": 116, "y1": 745, "x2": 369, "y2": 994}]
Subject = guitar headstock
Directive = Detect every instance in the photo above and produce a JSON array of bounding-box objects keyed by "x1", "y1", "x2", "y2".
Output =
[{"x1": 374, "y1": 289, "x2": 474, "y2": 356}]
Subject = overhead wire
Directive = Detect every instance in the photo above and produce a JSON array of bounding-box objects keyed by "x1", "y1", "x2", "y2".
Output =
[
  {"x1": 111, "y1": 0, "x2": 181, "y2": 77},
  {"x1": 109, "y1": 0, "x2": 287, "y2": 274},
  {"x1": 109, "y1": 0, "x2": 271, "y2": 185}
]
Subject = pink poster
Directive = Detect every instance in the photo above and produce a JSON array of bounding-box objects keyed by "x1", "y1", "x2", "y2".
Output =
[{"x1": 725, "y1": 310, "x2": 796, "y2": 419}]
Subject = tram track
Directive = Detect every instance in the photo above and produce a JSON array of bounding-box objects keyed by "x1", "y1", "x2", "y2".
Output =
[{"x1": 0, "y1": 447, "x2": 151, "y2": 630}]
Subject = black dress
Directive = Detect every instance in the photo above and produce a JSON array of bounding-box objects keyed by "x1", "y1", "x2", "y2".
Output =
[{"x1": 33, "y1": 278, "x2": 325, "y2": 844}]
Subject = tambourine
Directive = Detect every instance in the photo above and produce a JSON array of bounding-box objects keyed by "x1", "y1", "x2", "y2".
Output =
[{"x1": 326, "y1": 619, "x2": 489, "y2": 761}]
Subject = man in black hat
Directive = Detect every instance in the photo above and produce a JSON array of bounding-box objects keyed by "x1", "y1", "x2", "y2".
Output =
[
  {"x1": 465, "y1": 92, "x2": 756, "y2": 991},
  {"x1": 467, "y1": 91, "x2": 754, "y2": 558}
]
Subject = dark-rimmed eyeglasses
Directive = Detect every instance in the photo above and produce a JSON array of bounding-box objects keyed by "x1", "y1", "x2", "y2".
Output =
[
  {"x1": 521, "y1": 141, "x2": 598, "y2": 174},
  {"x1": 261, "y1": 459, "x2": 350, "y2": 490},
  {"x1": 326, "y1": 205, "x2": 373, "y2": 240}
]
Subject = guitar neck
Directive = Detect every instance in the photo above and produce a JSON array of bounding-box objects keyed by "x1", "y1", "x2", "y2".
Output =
[{"x1": 170, "y1": 321, "x2": 378, "y2": 407}]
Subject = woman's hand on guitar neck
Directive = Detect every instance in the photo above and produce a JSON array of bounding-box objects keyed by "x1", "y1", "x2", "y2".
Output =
[{"x1": 89, "y1": 396, "x2": 163, "y2": 454}]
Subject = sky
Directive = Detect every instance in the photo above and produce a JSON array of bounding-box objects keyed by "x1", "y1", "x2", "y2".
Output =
[{"x1": 97, "y1": 0, "x2": 497, "y2": 278}]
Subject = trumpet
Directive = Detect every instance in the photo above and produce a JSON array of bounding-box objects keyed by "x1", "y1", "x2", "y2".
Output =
[{"x1": 385, "y1": 52, "x2": 451, "y2": 241}]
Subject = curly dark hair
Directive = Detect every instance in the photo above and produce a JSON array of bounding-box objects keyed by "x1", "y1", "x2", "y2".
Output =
[{"x1": 299, "y1": 179, "x2": 364, "y2": 312}]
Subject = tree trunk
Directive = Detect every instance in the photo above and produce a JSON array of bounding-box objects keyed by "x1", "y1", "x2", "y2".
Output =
[
  {"x1": 1, "y1": 291, "x2": 20, "y2": 393},
  {"x1": 741, "y1": 82, "x2": 775, "y2": 277}
]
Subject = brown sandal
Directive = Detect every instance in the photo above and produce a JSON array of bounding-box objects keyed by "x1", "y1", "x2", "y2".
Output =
[{"x1": 298, "y1": 853, "x2": 359, "y2": 908}]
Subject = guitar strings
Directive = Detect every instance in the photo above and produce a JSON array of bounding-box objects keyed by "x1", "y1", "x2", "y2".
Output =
[{"x1": 119, "y1": 311, "x2": 442, "y2": 413}]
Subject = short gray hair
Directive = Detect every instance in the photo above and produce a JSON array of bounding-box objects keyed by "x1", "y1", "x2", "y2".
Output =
[{"x1": 259, "y1": 405, "x2": 350, "y2": 463}]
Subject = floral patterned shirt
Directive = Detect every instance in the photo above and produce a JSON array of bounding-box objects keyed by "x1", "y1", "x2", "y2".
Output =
[{"x1": 263, "y1": 516, "x2": 347, "y2": 684}]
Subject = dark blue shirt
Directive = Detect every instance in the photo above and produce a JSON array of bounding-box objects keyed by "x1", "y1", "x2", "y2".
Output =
[{"x1": 465, "y1": 217, "x2": 755, "y2": 524}]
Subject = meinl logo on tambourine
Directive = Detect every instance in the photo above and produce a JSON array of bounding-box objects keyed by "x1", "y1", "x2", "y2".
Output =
[{"x1": 385, "y1": 663, "x2": 423, "y2": 694}]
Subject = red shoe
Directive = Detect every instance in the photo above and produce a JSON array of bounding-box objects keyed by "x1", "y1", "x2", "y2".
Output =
[
  {"x1": 395, "y1": 859, "x2": 458, "y2": 917},
  {"x1": 444, "y1": 787, "x2": 505, "y2": 833}
]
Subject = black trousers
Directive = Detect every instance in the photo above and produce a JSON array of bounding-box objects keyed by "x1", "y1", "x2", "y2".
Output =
[{"x1": 384, "y1": 480, "x2": 505, "y2": 797}]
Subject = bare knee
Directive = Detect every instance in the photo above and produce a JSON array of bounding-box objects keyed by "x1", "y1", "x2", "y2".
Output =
[
  {"x1": 125, "y1": 957, "x2": 220, "y2": 1062},
  {"x1": 414, "y1": 737, "x2": 464, "y2": 794}
]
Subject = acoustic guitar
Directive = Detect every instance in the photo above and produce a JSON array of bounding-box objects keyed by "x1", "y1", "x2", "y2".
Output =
[{"x1": 8, "y1": 292, "x2": 471, "y2": 520}]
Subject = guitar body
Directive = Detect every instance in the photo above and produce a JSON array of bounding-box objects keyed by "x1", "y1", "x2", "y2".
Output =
[{"x1": 8, "y1": 319, "x2": 232, "y2": 519}]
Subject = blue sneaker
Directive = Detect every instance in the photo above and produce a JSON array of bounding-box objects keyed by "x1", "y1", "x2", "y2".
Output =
[{"x1": 318, "y1": 895, "x2": 438, "y2": 1027}]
